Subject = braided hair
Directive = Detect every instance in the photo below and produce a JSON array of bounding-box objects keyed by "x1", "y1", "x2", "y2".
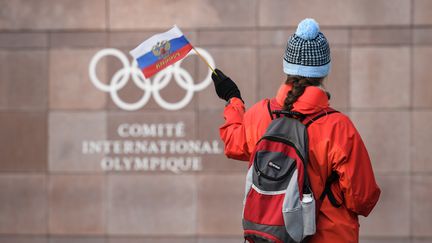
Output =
[{"x1": 283, "y1": 75, "x2": 329, "y2": 111}]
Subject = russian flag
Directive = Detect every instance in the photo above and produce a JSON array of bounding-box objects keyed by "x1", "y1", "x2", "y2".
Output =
[{"x1": 129, "y1": 25, "x2": 193, "y2": 78}]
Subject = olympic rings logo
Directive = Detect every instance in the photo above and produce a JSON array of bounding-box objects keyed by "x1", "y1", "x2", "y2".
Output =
[{"x1": 89, "y1": 48, "x2": 215, "y2": 111}]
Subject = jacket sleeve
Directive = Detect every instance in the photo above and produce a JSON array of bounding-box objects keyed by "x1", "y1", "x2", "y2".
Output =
[
  {"x1": 219, "y1": 97, "x2": 251, "y2": 161},
  {"x1": 329, "y1": 117, "x2": 381, "y2": 217}
]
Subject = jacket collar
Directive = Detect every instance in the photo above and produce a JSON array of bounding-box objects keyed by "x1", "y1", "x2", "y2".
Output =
[{"x1": 275, "y1": 83, "x2": 329, "y2": 114}]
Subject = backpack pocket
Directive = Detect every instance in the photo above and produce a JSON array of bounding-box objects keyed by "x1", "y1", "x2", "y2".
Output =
[
  {"x1": 301, "y1": 193, "x2": 316, "y2": 237},
  {"x1": 253, "y1": 150, "x2": 296, "y2": 192},
  {"x1": 282, "y1": 207, "x2": 303, "y2": 243},
  {"x1": 281, "y1": 169, "x2": 303, "y2": 243},
  {"x1": 282, "y1": 195, "x2": 316, "y2": 243}
]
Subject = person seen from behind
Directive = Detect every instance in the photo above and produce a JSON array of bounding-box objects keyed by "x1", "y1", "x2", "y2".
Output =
[{"x1": 210, "y1": 18, "x2": 381, "y2": 243}]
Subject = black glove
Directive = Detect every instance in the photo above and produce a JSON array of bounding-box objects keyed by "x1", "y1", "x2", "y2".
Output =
[{"x1": 211, "y1": 69, "x2": 243, "y2": 102}]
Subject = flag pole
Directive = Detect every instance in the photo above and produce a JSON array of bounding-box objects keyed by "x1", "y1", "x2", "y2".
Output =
[{"x1": 192, "y1": 46, "x2": 217, "y2": 76}]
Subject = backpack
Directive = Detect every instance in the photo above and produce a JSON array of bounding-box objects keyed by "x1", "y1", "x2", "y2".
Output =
[{"x1": 242, "y1": 99, "x2": 339, "y2": 243}]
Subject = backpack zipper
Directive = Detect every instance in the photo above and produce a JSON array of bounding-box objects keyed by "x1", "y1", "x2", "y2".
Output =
[
  {"x1": 257, "y1": 171, "x2": 262, "y2": 186},
  {"x1": 259, "y1": 135, "x2": 305, "y2": 163},
  {"x1": 254, "y1": 159, "x2": 297, "y2": 182}
]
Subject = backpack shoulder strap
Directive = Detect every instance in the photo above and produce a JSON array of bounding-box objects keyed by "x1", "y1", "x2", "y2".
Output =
[
  {"x1": 266, "y1": 99, "x2": 275, "y2": 120},
  {"x1": 303, "y1": 107, "x2": 339, "y2": 127},
  {"x1": 304, "y1": 108, "x2": 343, "y2": 208},
  {"x1": 319, "y1": 171, "x2": 343, "y2": 208}
]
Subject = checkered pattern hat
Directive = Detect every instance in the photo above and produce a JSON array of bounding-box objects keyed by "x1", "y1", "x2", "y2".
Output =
[{"x1": 283, "y1": 18, "x2": 331, "y2": 78}]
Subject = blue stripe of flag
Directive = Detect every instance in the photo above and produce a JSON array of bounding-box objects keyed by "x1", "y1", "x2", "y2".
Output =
[{"x1": 136, "y1": 36, "x2": 190, "y2": 69}]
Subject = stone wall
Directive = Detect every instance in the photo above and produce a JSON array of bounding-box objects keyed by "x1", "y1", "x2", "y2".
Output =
[{"x1": 0, "y1": 0, "x2": 431, "y2": 242}]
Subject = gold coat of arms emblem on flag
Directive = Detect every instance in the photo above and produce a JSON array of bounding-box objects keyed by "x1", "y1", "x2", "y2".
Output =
[{"x1": 152, "y1": 40, "x2": 171, "y2": 59}]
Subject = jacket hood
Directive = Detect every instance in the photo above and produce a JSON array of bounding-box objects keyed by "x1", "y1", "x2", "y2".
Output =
[{"x1": 275, "y1": 83, "x2": 329, "y2": 114}]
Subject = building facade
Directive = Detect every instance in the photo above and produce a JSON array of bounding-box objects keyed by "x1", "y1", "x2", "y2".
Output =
[{"x1": 0, "y1": 0, "x2": 431, "y2": 242}]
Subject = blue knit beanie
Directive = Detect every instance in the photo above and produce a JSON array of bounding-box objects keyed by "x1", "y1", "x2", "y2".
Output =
[{"x1": 283, "y1": 18, "x2": 331, "y2": 78}]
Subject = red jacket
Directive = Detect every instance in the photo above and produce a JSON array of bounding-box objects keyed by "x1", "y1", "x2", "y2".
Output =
[{"x1": 220, "y1": 83, "x2": 381, "y2": 243}]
